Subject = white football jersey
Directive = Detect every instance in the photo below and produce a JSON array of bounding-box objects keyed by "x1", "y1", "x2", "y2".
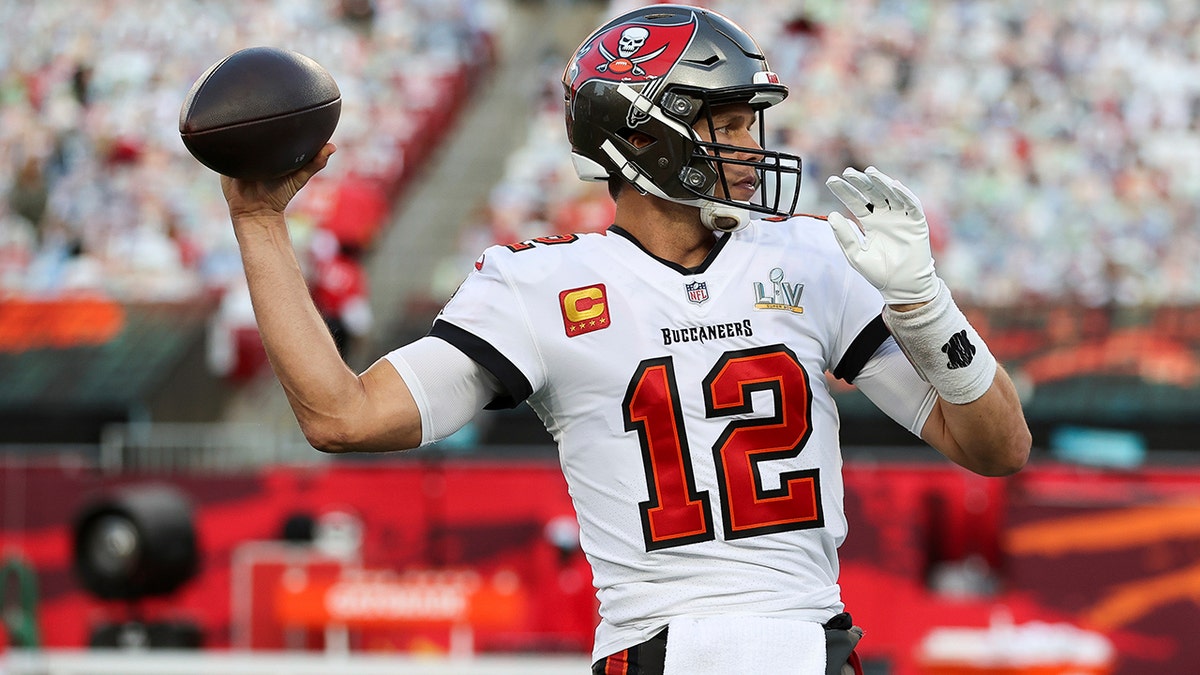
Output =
[{"x1": 431, "y1": 216, "x2": 890, "y2": 661}]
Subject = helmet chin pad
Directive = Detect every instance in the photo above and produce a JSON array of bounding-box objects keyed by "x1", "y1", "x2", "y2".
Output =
[{"x1": 701, "y1": 201, "x2": 750, "y2": 233}]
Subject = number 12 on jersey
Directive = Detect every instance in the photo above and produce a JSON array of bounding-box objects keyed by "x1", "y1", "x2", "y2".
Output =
[{"x1": 622, "y1": 344, "x2": 824, "y2": 552}]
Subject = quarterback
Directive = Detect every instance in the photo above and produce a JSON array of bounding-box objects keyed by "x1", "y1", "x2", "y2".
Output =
[{"x1": 220, "y1": 4, "x2": 1030, "y2": 675}]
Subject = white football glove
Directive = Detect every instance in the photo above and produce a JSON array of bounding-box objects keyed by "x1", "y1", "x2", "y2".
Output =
[{"x1": 825, "y1": 167, "x2": 940, "y2": 305}]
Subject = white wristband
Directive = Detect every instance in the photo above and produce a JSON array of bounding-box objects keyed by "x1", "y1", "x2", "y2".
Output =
[{"x1": 882, "y1": 280, "x2": 997, "y2": 404}]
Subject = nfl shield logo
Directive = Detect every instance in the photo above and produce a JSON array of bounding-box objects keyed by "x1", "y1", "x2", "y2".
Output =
[{"x1": 685, "y1": 281, "x2": 709, "y2": 305}]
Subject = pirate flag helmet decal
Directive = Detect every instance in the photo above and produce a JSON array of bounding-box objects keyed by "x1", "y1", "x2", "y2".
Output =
[
  {"x1": 562, "y1": 4, "x2": 803, "y2": 232},
  {"x1": 570, "y1": 16, "x2": 695, "y2": 85}
]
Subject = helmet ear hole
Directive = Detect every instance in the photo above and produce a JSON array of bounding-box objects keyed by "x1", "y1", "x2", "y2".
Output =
[{"x1": 624, "y1": 130, "x2": 657, "y2": 150}]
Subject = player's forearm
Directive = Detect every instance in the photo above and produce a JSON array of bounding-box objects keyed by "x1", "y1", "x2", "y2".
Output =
[
  {"x1": 923, "y1": 366, "x2": 1030, "y2": 476},
  {"x1": 232, "y1": 213, "x2": 367, "y2": 450}
]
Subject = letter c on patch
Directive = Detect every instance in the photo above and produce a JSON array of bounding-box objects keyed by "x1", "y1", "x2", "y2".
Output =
[
  {"x1": 559, "y1": 284, "x2": 611, "y2": 337},
  {"x1": 563, "y1": 287, "x2": 605, "y2": 322}
]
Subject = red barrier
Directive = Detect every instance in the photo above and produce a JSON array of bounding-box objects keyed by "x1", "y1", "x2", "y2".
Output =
[{"x1": 0, "y1": 460, "x2": 1196, "y2": 673}]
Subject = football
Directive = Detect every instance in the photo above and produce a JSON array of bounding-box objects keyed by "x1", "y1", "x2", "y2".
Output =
[{"x1": 179, "y1": 47, "x2": 341, "y2": 181}]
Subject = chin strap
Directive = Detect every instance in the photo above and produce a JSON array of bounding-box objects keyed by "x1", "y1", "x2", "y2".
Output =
[{"x1": 591, "y1": 140, "x2": 752, "y2": 233}]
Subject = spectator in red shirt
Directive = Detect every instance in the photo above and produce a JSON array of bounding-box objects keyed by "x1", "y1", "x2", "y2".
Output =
[{"x1": 309, "y1": 228, "x2": 373, "y2": 360}]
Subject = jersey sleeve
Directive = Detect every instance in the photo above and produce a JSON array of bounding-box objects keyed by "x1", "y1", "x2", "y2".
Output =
[
  {"x1": 384, "y1": 336, "x2": 502, "y2": 445},
  {"x1": 428, "y1": 249, "x2": 544, "y2": 409},
  {"x1": 852, "y1": 337, "x2": 938, "y2": 436}
]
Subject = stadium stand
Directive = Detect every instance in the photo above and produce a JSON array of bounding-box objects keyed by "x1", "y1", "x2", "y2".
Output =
[
  {"x1": 0, "y1": 0, "x2": 503, "y2": 442},
  {"x1": 0, "y1": 0, "x2": 498, "y2": 302}
]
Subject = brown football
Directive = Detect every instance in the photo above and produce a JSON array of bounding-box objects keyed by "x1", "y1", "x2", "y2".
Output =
[{"x1": 179, "y1": 47, "x2": 340, "y2": 181}]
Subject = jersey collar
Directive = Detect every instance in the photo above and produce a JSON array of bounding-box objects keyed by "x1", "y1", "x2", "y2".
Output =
[{"x1": 606, "y1": 224, "x2": 732, "y2": 276}]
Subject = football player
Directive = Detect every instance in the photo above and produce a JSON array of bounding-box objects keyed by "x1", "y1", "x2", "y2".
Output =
[{"x1": 220, "y1": 5, "x2": 1030, "y2": 674}]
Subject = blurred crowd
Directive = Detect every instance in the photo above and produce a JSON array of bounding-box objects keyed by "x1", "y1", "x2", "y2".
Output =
[
  {"x1": 4, "y1": 0, "x2": 1200, "y2": 311},
  {"x1": 478, "y1": 0, "x2": 1200, "y2": 307},
  {"x1": 0, "y1": 0, "x2": 499, "y2": 303}
]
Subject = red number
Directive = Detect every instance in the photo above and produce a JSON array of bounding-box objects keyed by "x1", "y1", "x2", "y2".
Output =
[
  {"x1": 623, "y1": 346, "x2": 821, "y2": 551},
  {"x1": 504, "y1": 234, "x2": 579, "y2": 252},
  {"x1": 703, "y1": 345, "x2": 821, "y2": 539},
  {"x1": 623, "y1": 358, "x2": 715, "y2": 550}
]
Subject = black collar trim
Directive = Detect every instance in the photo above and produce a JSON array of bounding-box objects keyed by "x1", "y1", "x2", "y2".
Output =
[{"x1": 607, "y1": 224, "x2": 730, "y2": 276}]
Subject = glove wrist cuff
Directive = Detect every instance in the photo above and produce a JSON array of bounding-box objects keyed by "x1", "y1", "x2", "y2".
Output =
[
  {"x1": 883, "y1": 266, "x2": 940, "y2": 305},
  {"x1": 883, "y1": 280, "x2": 997, "y2": 404}
]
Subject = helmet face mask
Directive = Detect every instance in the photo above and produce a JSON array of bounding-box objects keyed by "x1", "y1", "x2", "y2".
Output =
[{"x1": 563, "y1": 4, "x2": 803, "y2": 231}]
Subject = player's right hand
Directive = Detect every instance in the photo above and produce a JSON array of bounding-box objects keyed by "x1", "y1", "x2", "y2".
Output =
[
  {"x1": 222, "y1": 143, "x2": 336, "y2": 220},
  {"x1": 825, "y1": 166, "x2": 940, "y2": 306}
]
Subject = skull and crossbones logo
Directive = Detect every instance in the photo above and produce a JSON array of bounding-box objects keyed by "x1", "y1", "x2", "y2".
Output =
[{"x1": 597, "y1": 26, "x2": 668, "y2": 76}]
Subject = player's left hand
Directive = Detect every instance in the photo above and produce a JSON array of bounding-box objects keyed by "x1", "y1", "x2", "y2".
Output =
[{"x1": 825, "y1": 167, "x2": 939, "y2": 306}]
